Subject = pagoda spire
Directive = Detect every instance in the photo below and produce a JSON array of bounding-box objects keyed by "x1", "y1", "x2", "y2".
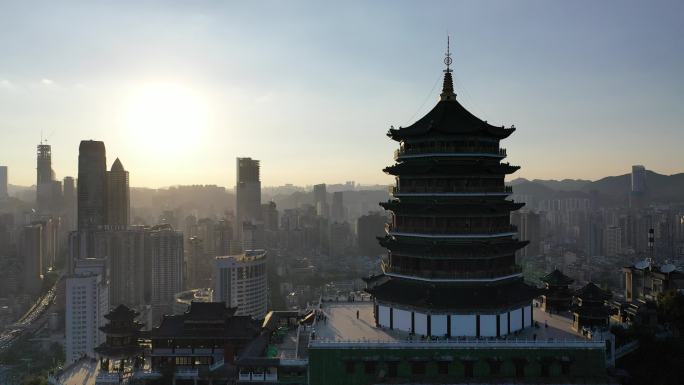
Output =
[{"x1": 440, "y1": 35, "x2": 456, "y2": 102}]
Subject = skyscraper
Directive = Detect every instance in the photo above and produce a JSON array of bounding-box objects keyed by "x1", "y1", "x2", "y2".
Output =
[
  {"x1": 78, "y1": 140, "x2": 107, "y2": 230},
  {"x1": 313, "y1": 183, "x2": 328, "y2": 218},
  {"x1": 149, "y1": 225, "x2": 184, "y2": 319},
  {"x1": 235, "y1": 157, "x2": 261, "y2": 239},
  {"x1": 0, "y1": 166, "x2": 7, "y2": 198},
  {"x1": 106, "y1": 158, "x2": 130, "y2": 226},
  {"x1": 36, "y1": 143, "x2": 59, "y2": 212},
  {"x1": 63, "y1": 176, "x2": 76, "y2": 231},
  {"x1": 21, "y1": 223, "x2": 43, "y2": 295},
  {"x1": 331, "y1": 191, "x2": 345, "y2": 223}
]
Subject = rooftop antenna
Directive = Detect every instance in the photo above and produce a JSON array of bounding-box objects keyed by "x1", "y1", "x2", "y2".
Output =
[{"x1": 444, "y1": 34, "x2": 453, "y2": 73}]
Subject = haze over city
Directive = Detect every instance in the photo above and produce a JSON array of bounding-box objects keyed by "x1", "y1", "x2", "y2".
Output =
[{"x1": 2, "y1": 0, "x2": 684, "y2": 188}]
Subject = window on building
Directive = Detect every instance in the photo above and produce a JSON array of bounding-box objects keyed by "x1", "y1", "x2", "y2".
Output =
[
  {"x1": 463, "y1": 361, "x2": 474, "y2": 378},
  {"x1": 514, "y1": 360, "x2": 526, "y2": 378},
  {"x1": 411, "y1": 362, "x2": 426, "y2": 375},
  {"x1": 364, "y1": 362, "x2": 376, "y2": 374},
  {"x1": 437, "y1": 361, "x2": 449, "y2": 375},
  {"x1": 345, "y1": 361, "x2": 355, "y2": 374},
  {"x1": 488, "y1": 360, "x2": 502, "y2": 375},
  {"x1": 561, "y1": 362, "x2": 571, "y2": 375},
  {"x1": 388, "y1": 362, "x2": 398, "y2": 377}
]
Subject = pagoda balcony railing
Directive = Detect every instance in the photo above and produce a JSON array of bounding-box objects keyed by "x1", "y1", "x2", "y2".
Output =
[
  {"x1": 381, "y1": 260, "x2": 522, "y2": 280},
  {"x1": 387, "y1": 223, "x2": 517, "y2": 235},
  {"x1": 395, "y1": 146, "x2": 506, "y2": 160},
  {"x1": 391, "y1": 185, "x2": 512, "y2": 195}
]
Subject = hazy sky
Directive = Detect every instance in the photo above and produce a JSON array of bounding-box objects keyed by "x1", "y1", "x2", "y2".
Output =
[{"x1": 1, "y1": 0, "x2": 683, "y2": 188}]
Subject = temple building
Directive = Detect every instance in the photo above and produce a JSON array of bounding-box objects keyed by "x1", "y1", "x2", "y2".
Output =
[
  {"x1": 571, "y1": 283, "x2": 612, "y2": 332},
  {"x1": 365, "y1": 42, "x2": 538, "y2": 338},
  {"x1": 539, "y1": 269, "x2": 574, "y2": 313}
]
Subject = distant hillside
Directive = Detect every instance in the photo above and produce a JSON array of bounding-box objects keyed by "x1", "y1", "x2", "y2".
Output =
[{"x1": 510, "y1": 170, "x2": 684, "y2": 207}]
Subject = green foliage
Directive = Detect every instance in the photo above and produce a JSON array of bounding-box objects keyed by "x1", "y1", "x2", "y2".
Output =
[
  {"x1": 658, "y1": 290, "x2": 684, "y2": 333},
  {"x1": 20, "y1": 375, "x2": 47, "y2": 385}
]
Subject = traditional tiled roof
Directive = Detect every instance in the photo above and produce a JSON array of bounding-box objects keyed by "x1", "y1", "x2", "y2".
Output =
[
  {"x1": 380, "y1": 199, "x2": 524, "y2": 215},
  {"x1": 383, "y1": 161, "x2": 520, "y2": 176},
  {"x1": 150, "y1": 302, "x2": 260, "y2": 339},
  {"x1": 104, "y1": 304, "x2": 139, "y2": 321},
  {"x1": 365, "y1": 275, "x2": 540, "y2": 311},
  {"x1": 540, "y1": 269, "x2": 574, "y2": 286},
  {"x1": 576, "y1": 283, "x2": 611, "y2": 301}
]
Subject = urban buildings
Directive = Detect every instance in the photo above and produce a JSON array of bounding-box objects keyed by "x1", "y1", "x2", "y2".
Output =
[
  {"x1": 21, "y1": 223, "x2": 43, "y2": 295},
  {"x1": 331, "y1": 191, "x2": 345, "y2": 223},
  {"x1": 313, "y1": 183, "x2": 328, "y2": 218},
  {"x1": 77, "y1": 140, "x2": 107, "y2": 230},
  {"x1": 106, "y1": 158, "x2": 130, "y2": 226},
  {"x1": 236, "y1": 157, "x2": 261, "y2": 241},
  {"x1": 65, "y1": 258, "x2": 109, "y2": 364},
  {"x1": 356, "y1": 212, "x2": 387, "y2": 256},
  {"x1": 214, "y1": 249, "x2": 268, "y2": 319},
  {"x1": 0, "y1": 165, "x2": 7, "y2": 198},
  {"x1": 149, "y1": 225, "x2": 184, "y2": 319}
]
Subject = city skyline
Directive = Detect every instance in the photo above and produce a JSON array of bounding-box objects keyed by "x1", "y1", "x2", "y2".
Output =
[{"x1": 1, "y1": 1, "x2": 684, "y2": 188}]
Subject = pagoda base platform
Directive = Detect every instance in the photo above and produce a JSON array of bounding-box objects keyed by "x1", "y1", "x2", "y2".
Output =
[{"x1": 364, "y1": 274, "x2": 540, "y2": 337}]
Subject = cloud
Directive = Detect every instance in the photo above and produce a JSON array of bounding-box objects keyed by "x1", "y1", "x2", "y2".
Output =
[
  {"x1": 0, "y1": 79, "x2": 13, "y2": 89},
  {"x1": 41, "y1": 78, "x2": 54, "y2": 85}
]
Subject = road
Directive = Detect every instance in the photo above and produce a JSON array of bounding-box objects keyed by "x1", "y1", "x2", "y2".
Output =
[{"x1": 0, "y1": 276, "x2": 61, "y2": 354}]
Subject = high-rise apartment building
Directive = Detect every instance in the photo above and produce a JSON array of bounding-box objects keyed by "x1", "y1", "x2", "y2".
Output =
[
  {"x1": 214, "y1": 250, "x2": 268, "y2": 319},
  {"x1": 78, "y1": 140, "x2": 107, "y2": 230},
  {"x1": 313, "y1": 183, "x2": 328, "y2": 218},
  {"x1": 510, "y1": 211, "x2": 541, "y2": 257},
  {"x1": 21, "y1": 223, "x2": 43, "y2": 295},
  {"x1": 93, "y1": 227, "x2": 147, "y2": 308},
  {"x1": 63, "y1": 176, "x2": 77, "y2": 231},
  {"x1": 235, "y1": 158, "x2": 261, "y2": 239},
  {"x1": 106, "y1": 158, "x2": 130, "y2": 226},
  {"x1": 356, "y1": 212, "x2": 387, "y2": 256},
  {"x1": 330, "y1": 191, "x2": 345, "y2": 223},
  {"x1": 36, "y1": 143, "x2": 62, "y2": 212},
  {"x1": 65, "y1": 258, "x2": 109, "y2": 364},
  {"x1": 0, "y1": 166, "x2": 7, "y2": 198},
  {"x1": 149, "y1": 225, "x2": 184, "y2": 319}
]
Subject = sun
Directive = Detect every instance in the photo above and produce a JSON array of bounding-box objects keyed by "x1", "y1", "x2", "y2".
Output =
[{"x1": 124, "y1": 82, "x2": 208, "y2": 152}]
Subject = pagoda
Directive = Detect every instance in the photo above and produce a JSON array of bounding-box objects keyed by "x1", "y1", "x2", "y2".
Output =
[
  {"x1": 365, "y1": 40, "x2": 538, "y2": 338},
  {"x1": 539, "y1": 269, "x2": 574, "y2": 313},
  {"x1": 95, "y1": 304, "x2": 144, "y2": 372},
  {"x1": 571, "y1": 283, "x2": 612, "y2": 332}
]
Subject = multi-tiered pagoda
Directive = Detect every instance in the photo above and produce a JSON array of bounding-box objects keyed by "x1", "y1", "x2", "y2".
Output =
[{"x1": 365, "y1": 44, "x2": 538, "y2": 338}]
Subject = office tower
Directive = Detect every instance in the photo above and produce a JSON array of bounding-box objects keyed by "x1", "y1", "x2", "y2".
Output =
[
  {"x1": 0, "y1": 166, "x2": 7, "y2": 198},
  {"x1": 63, "y1": 176, "x2": 76, "y2": 231},
  {"x1": 78, "y1": 140, "x2": 107, "y2": 230},
  {"x1": 313, "y1": 183, "x2": 328, "y2": 218},
  {"x1": 187, "y1": 236, "x2": 211, "y2": 289},
  {"x1": 149, "y1": 225, "x2": 184, "y2": 319},
  {"x1": 93, "y1": 227, "x2": 147, "y2": 308},
  {"x1": 356, "y1": 212, "x2": 387, "y2": 256},
  {"x1": 366, "y1": 50, "x2": 537, "y2": 337},
  {"x1": 21, "y1": 223, "x2": 43, "y2": 295},
  {"x1": 331, "y1": 191, "x2": 345, "y2": 223},
  {"x1": 36, "y1": 143, "x2": 61, "y2": 212},
  {"x1": 214, "y1": 250, "x2": 268, "y2": 319},
  {"x1": 65, "y1": 258, "x2": 109, "y2": 364},
  {"x1": 106, "y1": 158, "x2": 130, "y2": 226},
  {"x1": 235, "y1": 157, "x2": 261, "y2": 239}
]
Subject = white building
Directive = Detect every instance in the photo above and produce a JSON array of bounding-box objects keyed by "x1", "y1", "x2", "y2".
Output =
[
  {"x1": 214, "y1": 250, "x2": 268, "y2": 319},
  {"x1": 65, "y1": 258, "x2": 109, "y2": 364}
]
